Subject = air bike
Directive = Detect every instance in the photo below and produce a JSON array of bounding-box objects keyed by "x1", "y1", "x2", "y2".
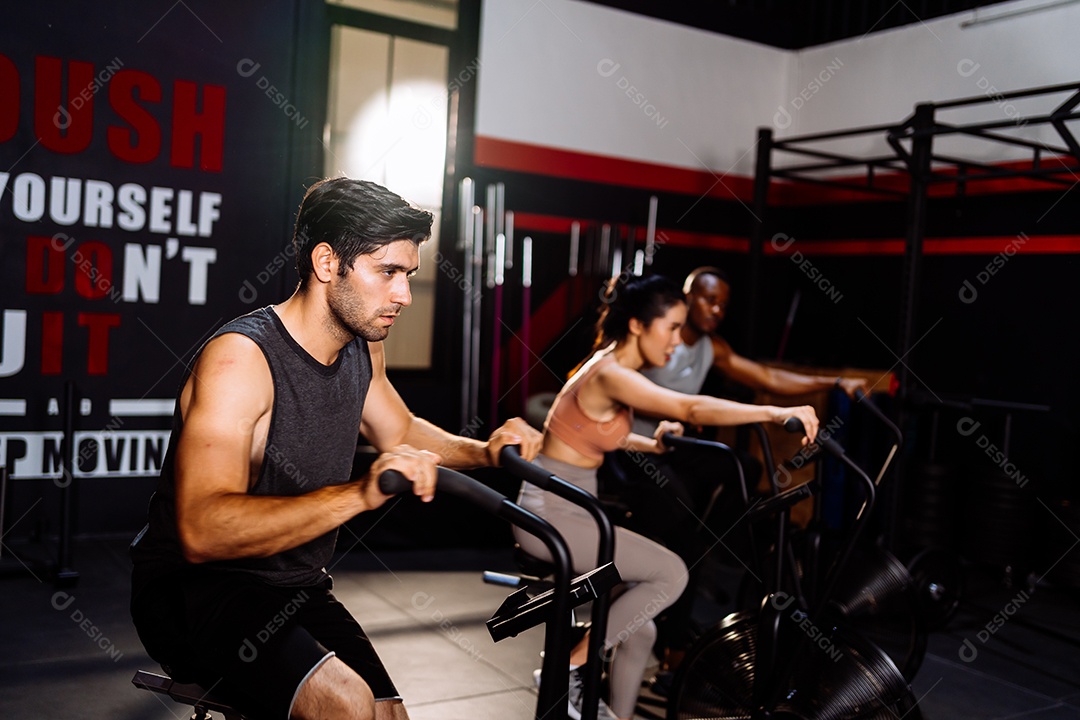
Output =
[
  {"x1": 485, "y1": 446, "x2": 621, "y2": 720},
  {"x1": 133, "y1": 447, "x2": 621, "y2": 720},
  {"x1": 663, "y1": 417, "x2": 923, "y2": 720},
  {"x1": 735, "y1": 390, "x2": 929, "y2": 682}
]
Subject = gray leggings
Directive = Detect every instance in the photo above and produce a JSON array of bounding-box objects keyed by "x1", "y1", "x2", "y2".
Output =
[{"x1": 514, "y1": 454, "x2": 688, "y2": 719}]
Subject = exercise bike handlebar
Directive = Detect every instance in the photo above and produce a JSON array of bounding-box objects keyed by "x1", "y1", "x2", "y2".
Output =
[
  {"x1": 497, "y1": 446, "x2": 616, "y2": 557},
  {"x1": 783, "y1": 415, "x2": 846, "y2": 457},
  {"x1": 497, "y1": 445, "x2": 616, "y2": 720},
  {"x1": 659, "y1": 432, "x2": 753, "y2": 515},
  {"x1": 852, "y1": 388, "x2": 903, "y2": 487},
  {"x1": 759, "y1": 414, "x2": 883, "y2": 711},
  {"x1": 379, "y1": 468, "x2": 506, "y2": 516},
  {"x1": 377, "y1": 466, "x2": 575, "y2": 563},
  {"x1": 377, "y1": 465, "x2": 574, "y2": 720},
  {"x1": 378, "y1": 465, "x2": 579, "y2": 566},
  {"x1": 659, "y1": 432, "x2": 734, "y2": 454},
  {"x1": 780, "y1": 417, "x2": 866, "y2": 516},
  {"x1": 782, "y1": 416, "x2": 804, "y2": 434},
  {"x1": 854, "y1": 388, "x2": 903, "y2": 449},
  {"x1": 747, "y1": 481, "x2": 816, "y2": 520},
  {"x1": 777, "y1": 416, "x2": 876, "y2": 608},
  {"x1": 782, "y1": 419, "x2": 879, "y2": 617},
  {"x1": 499, "y1": 446, "x2": 573, "y2": 493}
]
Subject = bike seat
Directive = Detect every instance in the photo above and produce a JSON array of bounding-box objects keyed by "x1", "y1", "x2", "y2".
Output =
[{"x1": 132, "y1": 670, "x2": 247, "y2": 720}]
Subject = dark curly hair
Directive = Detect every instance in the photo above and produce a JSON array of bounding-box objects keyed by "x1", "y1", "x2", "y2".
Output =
[{"x1": 292, "y1": 177, "x2": 433, "y2": 288}]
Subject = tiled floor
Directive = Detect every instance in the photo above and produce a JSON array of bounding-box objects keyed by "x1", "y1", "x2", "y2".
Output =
[
  {"x1": 907, "y1": 569, "x2": 1080, "y2": 720},
  {"x1": 1, "y1": 535, "x2": 1078, "y2": 719},
  {"x1": 0, "y1": 538, "x2": 551, "y2": 720}
]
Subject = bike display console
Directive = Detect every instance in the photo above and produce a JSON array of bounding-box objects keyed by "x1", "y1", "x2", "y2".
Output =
[{"x1": 486, "y1": 562, "x2": 621, "y2": 642}]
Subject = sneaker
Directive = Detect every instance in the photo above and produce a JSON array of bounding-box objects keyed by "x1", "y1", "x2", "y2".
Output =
[
  {"x1": 650, "y1": 670, "x2": 674, "y2": 698},
  {"x1": 567, "y1": 666, "x2": 618, "y2": 720}
]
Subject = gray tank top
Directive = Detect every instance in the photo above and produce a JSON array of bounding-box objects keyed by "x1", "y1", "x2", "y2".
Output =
[
  {"x1": 131, "y1": 307, "x2": 372, "y2": 587},
  {"x1": 632, "y1": 337, "x2": 714, "y2": 437}
]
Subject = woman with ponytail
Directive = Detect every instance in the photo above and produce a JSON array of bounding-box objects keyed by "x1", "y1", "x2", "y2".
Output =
[{"x1": 514, "y1": 273, "x2": 818, "y2": 720}]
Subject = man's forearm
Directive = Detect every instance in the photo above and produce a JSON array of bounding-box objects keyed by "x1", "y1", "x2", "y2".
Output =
[
  {"x1": 402, "y1": 416, "x2": 489, "y2": 469},
  {"x1": 765, "y1": 368, "x2": 839, "y2": 395},
  {"x1": 179, "y1": 482, "x2": 368, "y2": 563}
]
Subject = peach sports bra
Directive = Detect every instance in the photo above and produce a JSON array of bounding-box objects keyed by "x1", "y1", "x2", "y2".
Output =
[{"x1": 545, "y1": 355, "x2": 633, "y2": 462}]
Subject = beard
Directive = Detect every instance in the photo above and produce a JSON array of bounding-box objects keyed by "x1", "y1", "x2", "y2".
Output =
[{"x1": 326, "y1": 280, "x2": 400, "y2": 342}]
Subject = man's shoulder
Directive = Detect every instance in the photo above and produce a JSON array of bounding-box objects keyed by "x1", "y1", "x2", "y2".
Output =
[
  {"x1": 203, "y1": 329, "x2": 265, "y2": 354},
  {"x1": 215, "y1": 307, "x2": 275, "y2": 339},
  {"x1": 207, "y1": 307, "x2": 286, "y2": 359},
  {"x1": 182, "y1": 332, "x2": 273, "y2": 425},
  {"x1": 710, "y1": 333, "x2": 734, "y2": 358},
  {"x1": 193, "y1": 331, "x2": 270, "y2": 382}
]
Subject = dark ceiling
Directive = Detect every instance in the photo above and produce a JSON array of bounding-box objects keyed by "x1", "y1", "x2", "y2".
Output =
[{"x1": 583, "y1": 0, "x2": 1015, "y2": 48}]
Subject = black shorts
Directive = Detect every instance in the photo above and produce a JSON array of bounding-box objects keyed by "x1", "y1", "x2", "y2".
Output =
[{"x1": 132, "y1": 566, "x2": 399, "y2": 719}]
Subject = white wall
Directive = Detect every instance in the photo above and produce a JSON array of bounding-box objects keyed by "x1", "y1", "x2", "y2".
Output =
[
  {"x1": 477, "y1": 0, "x2": 1080, "y2": 176},
  {"x1": 789, "y1": 0, "x2": 1080, "y2": 164},
  {"x1": 476, "y1": 0, "x2": 789, "y2": 176}
]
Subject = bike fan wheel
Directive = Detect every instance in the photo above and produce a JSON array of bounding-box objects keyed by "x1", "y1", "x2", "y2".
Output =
[
  {"x1": 668, "y1": 613, "x2": 916, "y2": 720},
  {"x1": 906, "y1": 546, "x2": 964, "y2": 630},
  {"x1": 830, "y1": 545, "x2": 927, "y2": 680},
  {"x1": 774, "y1": 625, "x2": 912, "y2": 719},
  {"x1": 667, "y1": 613, "x2": 757, "y2": 720}
]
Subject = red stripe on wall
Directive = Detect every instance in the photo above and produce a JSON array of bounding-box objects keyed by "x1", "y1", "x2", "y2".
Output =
[
  {"x1": 513, "y1": 211, "x2": 1080, "y2": 255},
  {"x1": 475, "y1": 136, "x2": 755, "y2": 202},
  {"x1": 513, "y1": 212, "x2": 749, "y2": 253},
  {"x1": 650, "y1": 228, "x2": 749, "y2": 252},
  {"x1": 512, "y1": 212, "x2": 577, "y2": 234},
  {"x1": 765, "y1": 238, "x2": 907, "y2": 256},
  {"x1": 926, "y1": 235, "x2": 1080, "y2": 255},
  {"x1": 476, "y1": 136, "x2": 1077, "y2": 205},
  {"x1": 762, "y1": 234, "x2": 1080, "y2": 256}
]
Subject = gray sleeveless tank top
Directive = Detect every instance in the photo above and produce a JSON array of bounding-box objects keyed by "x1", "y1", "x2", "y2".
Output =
[
  {"x1": 632, "y1": 337, "x2": 714, "y2": 437},
  {"x1": 131, "y1": 306, "x2": 372, "y2": 587}
]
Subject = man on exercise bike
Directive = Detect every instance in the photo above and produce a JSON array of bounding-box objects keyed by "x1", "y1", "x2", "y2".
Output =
[
  {"x1": 650, "y1": 266, "x2": 868, "y2": 404},
  {"x1": 130, "y1": 177, "x2": 542, "y2": 720}
]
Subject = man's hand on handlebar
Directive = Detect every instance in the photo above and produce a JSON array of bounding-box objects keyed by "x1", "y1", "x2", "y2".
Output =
[
  {"x1": 485, "y1": 417, "x2": 543, "y2": 466},
  {"x1": 770, "y1": 405, "x2": 819, "y2": 444},
  {"x1": 837, "y1": 376, "x2": 871, "y2": 398},
  {"x1": 365, "y1": 445, "x2": 441, "y2": 507},
  {"x1": 654, "y1": 421, "x2": 684, "y2": 452}
]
